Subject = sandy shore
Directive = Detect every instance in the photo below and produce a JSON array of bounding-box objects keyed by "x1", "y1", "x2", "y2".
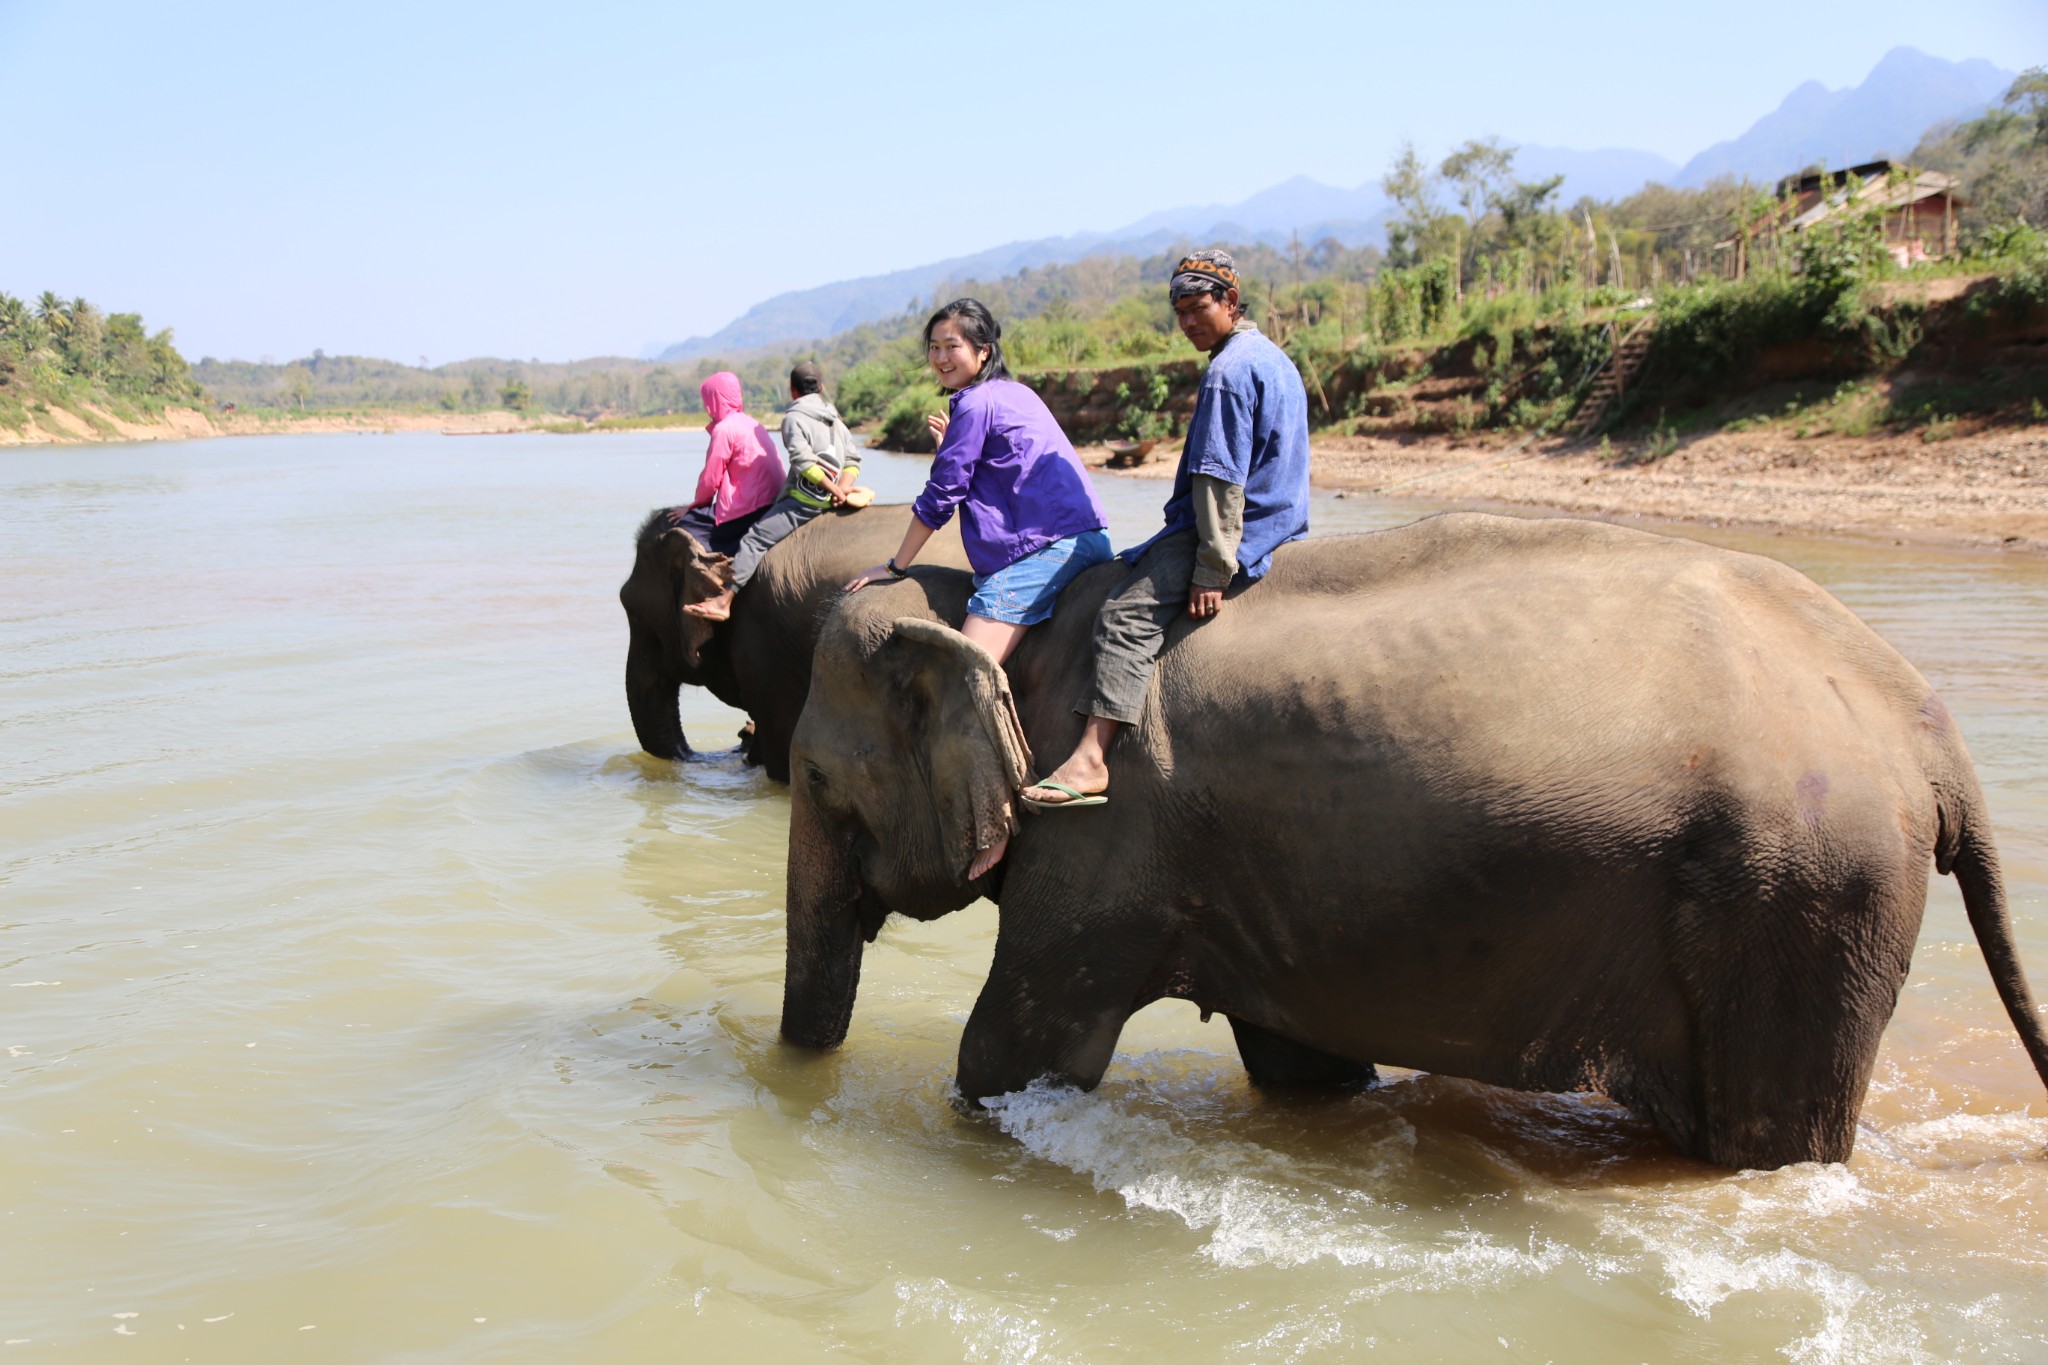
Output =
[
  {"x1": 217, "y1": 409, "x2": 536, "y2": 438},
  {"x1": 0, "y1": 405, "x2": 538, "y2": 446},
  {"x1": 0, "y1": 403, "x2": 223, "y2": 445},
  {"x1": 1082, "y1": 424, "x2": 2048, "y2": 554}
]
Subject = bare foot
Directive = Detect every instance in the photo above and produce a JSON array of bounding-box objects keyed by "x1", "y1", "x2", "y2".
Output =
[
  {"x1": 683, "y1": 591, "x2": 733, "y2": 621},
  {"x1": 967, "y1": 836, "x2": 1008, "y2": 880}
]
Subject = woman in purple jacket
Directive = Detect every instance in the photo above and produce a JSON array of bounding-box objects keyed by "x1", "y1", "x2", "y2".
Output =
[
  {"x1": 846, "y1": 299, "x2": 1109, "y2": 878},
  {"x1": 847, "y1": 298, "x2": 1110, "y2": 666}
]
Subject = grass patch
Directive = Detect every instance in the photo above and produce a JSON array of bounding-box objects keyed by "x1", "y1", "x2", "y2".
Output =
[{"x1": 1886, "y1": 365, "x2": 2048, "y2": 425}]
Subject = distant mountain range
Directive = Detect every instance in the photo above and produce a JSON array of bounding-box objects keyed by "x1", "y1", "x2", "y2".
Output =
[
  {"x1": 1672, "y1": 46, "x2": 2011, "y2": 186},
  {"x1": 650, "y1": 47, "x2": 2014, "y2": 363}
]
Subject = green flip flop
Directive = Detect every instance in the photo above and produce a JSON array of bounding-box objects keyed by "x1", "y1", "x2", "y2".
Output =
[{"x1": 1020, "y1": 780, "x2": 1108, "y2": 811}]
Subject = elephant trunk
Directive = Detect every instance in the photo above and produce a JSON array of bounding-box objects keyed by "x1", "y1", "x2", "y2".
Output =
[
  {"x1": 625, "y1": 621, "x2": 692, "y2": 761},
  {"x1": 780, "y1": 785, "x2": 867, "y2": 1049}
]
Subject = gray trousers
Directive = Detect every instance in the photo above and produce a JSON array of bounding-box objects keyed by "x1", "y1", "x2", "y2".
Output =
[
  {"x1": 731, "y1": 496, "x2": 825, "y2": 590},
  {"x1": 1075, "y1": 530, "x2": 1209, "y2": 725}
]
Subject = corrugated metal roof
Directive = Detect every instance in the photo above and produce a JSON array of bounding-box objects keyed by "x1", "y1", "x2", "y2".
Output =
[{"x1": 1785, "y1": 169, "x2": 1964, "y2": 231}]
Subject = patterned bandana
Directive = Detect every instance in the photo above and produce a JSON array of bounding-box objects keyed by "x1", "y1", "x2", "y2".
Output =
[{"x1": 1169, "y1": 249, "x2": 1240, "y2": 300}]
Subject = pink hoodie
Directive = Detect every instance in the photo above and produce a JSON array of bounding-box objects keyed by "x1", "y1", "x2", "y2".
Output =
[{"x1": 691, "y1": 371, "x2": 785, "y2": 522}]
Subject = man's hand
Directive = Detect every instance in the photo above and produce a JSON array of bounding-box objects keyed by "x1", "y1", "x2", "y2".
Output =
[
  {"x1": 925, "y1": 412, "x2": 950, "y2": 445},
  {"x1": 1187, "y1": 584, "x2": 1223, "y2": 619}
]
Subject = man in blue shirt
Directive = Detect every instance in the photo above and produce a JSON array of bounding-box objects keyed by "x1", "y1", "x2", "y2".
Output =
[{"x1": 1023, "y1": 249, "x2": 1312, "y2": 809}]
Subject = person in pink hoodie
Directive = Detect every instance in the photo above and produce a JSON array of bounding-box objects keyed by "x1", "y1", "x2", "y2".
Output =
[{"x1": 670, "y1": 371, "x2": 785, "y2": 556}]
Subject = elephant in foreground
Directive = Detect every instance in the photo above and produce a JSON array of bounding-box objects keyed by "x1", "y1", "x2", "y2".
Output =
[
  {"x1": 778, "y1": 512, "x2": 2048, "y2": 1170},
  {"x1": 618, "y1": 504, "x2": 965, "y2": 778}
]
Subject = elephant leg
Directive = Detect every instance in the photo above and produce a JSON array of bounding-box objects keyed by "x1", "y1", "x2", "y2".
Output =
[
  {"x1": 1228, "y1": 1016, "x2": 1378, "y2": 1092},
  {"x1": 1653, "y1": 877, "x2": 1924, "y2": 1169},
  {"x1": 956, "y1": 922, "x2": 1147, "y2": 1107}
]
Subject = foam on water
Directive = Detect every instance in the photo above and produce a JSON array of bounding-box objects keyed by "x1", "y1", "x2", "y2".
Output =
[
  {"x1": 986, "y1": 1061, "x2": 1569, "y2": 1289},
  {"x1": 1559, "y1": 1108, "x2": 2048, "y2": 1363},
  {"x1": 980, "y1": 1048, "x2": 2048, "y2": 1363},
  {"x1": 893, "y1": 1279, "x2": 1066, "y2": 1365}
]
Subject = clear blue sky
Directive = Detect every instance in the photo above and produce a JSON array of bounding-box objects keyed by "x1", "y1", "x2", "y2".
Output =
[{"x1": 2, "y1": 0, "x2": 2041, "y2": 365}]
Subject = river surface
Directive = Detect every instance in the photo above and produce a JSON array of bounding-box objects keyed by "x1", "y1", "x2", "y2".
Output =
[{"x1": 3, "y1": 429, "x2": 2045, "y2": 1362}]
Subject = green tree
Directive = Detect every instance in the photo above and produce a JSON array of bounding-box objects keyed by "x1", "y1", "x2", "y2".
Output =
[
  {"x1": 2003, "y1": 65, "x2": 2048, "y2": 144},
  {"x1": 1382, "y1": 141, "x2": 1447, "y2": 268},
  {"x1": 499, "y1": 377, "x2": 532, "y2": 411},
  {"x1": 282, "y1": 363, "x2": 313, "y2": 410},
  {"x1": 1440, "y1": 137, "x2": 1517, "y2": 286},
  {"x1": 60, "y1": 299, "x2": 104, "y2": 380},
  {"x1": 1489, "y1": 175, "x2": 1566, "y2": 284}
]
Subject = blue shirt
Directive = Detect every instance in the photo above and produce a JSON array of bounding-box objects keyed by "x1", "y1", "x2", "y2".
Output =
[
  {"x1": 913, "y1": 378, "x2": 1108, "y2": 575},
  {"x1": 1123, "y1": 325, "x2": 1310, "y2": 580}
]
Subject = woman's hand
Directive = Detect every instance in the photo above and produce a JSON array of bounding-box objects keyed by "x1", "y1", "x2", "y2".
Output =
[
  {"x1": 925, "y1": 412, "x2": 950, "y2": 445},
  {"x1": 845, "y1": 564, "x2": 895, "y2": 593}
]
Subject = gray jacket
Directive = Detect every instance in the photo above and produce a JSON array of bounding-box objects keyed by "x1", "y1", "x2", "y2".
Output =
[{"x1": 780, "y1": 393, "x2": 860, "y2": 505}]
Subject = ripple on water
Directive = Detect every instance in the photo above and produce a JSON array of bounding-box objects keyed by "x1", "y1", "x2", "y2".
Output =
[
  {"x1": 8, "y1": 436, "x2": 2048, "y2": 1362},
  {"x1": 974, "y1": 1050, "x2": 2048, "y2": 1363}
]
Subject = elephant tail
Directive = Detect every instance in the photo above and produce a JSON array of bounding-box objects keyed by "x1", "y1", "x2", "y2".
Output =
[{"x1": 1939, "y1": 778, "x2": 2048, "y2": 1093}]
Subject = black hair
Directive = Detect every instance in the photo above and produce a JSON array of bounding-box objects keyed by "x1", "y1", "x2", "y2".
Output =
[
  {"x1": 789, "y1": 362, "x2": 824, "y2": 396},
  {"x1": 923, "y1": 297, "x2": 1010, "y2": 389}
]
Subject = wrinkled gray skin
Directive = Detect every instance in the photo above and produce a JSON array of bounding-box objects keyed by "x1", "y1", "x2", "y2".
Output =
[
  {"x1": 618, "y1": 504, "x2": 966, "y2": 780},
  {"x1": 780, "y1": 512, "x2": 2048, "y2": 1170}
]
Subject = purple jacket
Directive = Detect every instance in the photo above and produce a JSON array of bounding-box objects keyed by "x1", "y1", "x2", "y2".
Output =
[{"x1": 912, "y1": 378, "x2": 1107, "y2": 574}]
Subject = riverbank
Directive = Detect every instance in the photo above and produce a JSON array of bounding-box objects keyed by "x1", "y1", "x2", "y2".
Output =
[
  {"x1": 0, "y1": 406, "x2": 790, "y2": 446},
  {"x1": 1082, "y1": 420, "x2": 2048, "y2": 553},
  {"x1": 0, "y1": 405, "x2": 542, "y2": 446},
  {"x1": 14, "y1": 400, "x2": 2042, "y2": 552},
  {"x1": 0, "y1": 401, "x2": 221, "y2": 445}
]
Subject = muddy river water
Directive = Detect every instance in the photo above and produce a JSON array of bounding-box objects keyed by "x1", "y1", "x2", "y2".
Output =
[{"x1": 3, "y1": 430, "x2": 2045, "y2": 1362}]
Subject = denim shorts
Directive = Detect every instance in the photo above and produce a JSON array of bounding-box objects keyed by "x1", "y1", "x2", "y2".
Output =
[{"x1": 966, "y1": 529, "x2": 1114, "y2": 626}]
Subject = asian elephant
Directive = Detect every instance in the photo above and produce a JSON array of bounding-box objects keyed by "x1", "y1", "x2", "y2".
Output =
[
  {"x1": 778, "y1": 511, "x2": 2048, "y2": 1170},
  {"x1": 618, "y1": 504, "x2": 966, "y2": 779}
]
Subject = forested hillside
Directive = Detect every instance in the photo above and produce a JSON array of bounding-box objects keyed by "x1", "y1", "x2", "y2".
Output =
[
  {"x1": 820, "y1": 68, "x2": 2048, "y2": 450},
  {"x1": 0, "y1": 291, "x2": 204, "y2": 434}
]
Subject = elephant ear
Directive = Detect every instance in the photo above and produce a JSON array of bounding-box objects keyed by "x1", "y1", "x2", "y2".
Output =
[
  {"x1": 666, "y1": 526, "x2": 733, "y2": 669},
  {"x1": 884, "y1": 617, "x2": 1033, "y2": 878}
]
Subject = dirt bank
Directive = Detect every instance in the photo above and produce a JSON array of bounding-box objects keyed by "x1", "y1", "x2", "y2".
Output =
[
  {"x1": 1081, "y1": 422, "x2": 2048, "y2": 553},
  {"x1": 0, "y1": 403, "x2": 221, "y2": 446},
  {"x1": 0, "y1": 406, "x2": 538, "y2": 447}
]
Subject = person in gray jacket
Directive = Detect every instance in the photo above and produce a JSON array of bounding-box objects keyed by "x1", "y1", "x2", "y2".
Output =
[{"x1": 685, "y1": 362, "x2": 862, "y2": 621}]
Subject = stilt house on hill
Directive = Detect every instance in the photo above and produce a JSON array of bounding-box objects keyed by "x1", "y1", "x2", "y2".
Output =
[{"x1": 1717, "y1": 159, "x2": 1965, "y2": 278}]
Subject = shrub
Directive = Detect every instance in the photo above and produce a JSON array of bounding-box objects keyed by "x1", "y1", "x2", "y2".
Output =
[
  {"x1": 877, "y1": 384, "x2": 946, "y2": 452},
  {"x1": 838, "y1": 359, "x2": 912, "y2": 427},
  {"x1": 1113, "y1": 370, "x2": 1173, "y2": 440}
]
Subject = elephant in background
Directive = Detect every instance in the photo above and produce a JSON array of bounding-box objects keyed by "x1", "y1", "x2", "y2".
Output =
[
  {"x1": 617, "y1": 504, "x2": 966, "y2": 779},
  {"x1": 777, "y1": 512, "x2": 2048, "y2": 1170}
]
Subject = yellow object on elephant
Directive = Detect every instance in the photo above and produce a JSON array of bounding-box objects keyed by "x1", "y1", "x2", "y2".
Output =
[{"x1": 841, "y1": 487, "x2": 876, "y2": 509}]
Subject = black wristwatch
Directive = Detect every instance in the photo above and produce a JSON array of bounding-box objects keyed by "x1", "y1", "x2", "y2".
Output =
[{"x1": 886, "y1": 557, "x2": 909, "y2": 578}]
